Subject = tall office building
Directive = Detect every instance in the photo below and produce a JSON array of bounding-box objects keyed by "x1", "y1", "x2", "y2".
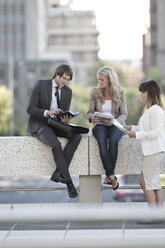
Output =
[
  {"x1": 46, "y1": 1, "x2": 99, "y2": 83},
  {"x1": 0, "y1": 0, "x2": 99, "y2": 116},
  {"x1": 0, "y1": 0, "x2": 46, "y2": 62},
  {"x1": 145, "y1": 0, "x2": 165, "y2": 83},
  {"x1": 0, "y1": 0, "x2": 49, "y2": 116}
]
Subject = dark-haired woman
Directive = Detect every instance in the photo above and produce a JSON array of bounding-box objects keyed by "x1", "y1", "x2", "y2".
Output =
[{"x1": 125, "y1": 80, "x2": 165, "y2": 207}]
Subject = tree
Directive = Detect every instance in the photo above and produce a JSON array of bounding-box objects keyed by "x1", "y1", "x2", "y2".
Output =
[
  {"x1": 148, "y1": 66, "x2": 165, "y2": 94},
  {"x1": 14, "y1": 106, "x2": 28, "y2": 136},
  {"x1": 69, "y1": 83, "x2": 93, "y2": 128},
  {"x1": 0, "y1": 85, "x2": 11, "y2": 135},
  {"x1": 124, "y1": 86, "x2": 144, "y2": 125},
  {"x1": 88, "y1": 59, "x2": 143, "y2": 87}
]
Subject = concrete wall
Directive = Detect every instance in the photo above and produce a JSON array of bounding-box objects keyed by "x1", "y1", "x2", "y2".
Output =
[
  {"x1": 89, "y1": 135, "x2": 144, "y2": 175},
  {"x1": 0, "y1": 135, "x2": 165, "y2": 176},
  {"x1": 0, "y1": 136, "x2": 88, "y2": 176}
]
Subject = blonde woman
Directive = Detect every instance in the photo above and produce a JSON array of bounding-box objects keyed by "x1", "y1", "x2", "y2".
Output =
[
  {"x1": 125, "y1": 80, "x2": 165, "y2": 207},
  {"x1": 87, "y1": 66, "x2": 127, "y2": 190}
]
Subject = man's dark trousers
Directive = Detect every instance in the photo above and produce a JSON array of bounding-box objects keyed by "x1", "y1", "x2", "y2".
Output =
[{"x1": 32, "y1": 125, "x2": 81, "y2": 181}]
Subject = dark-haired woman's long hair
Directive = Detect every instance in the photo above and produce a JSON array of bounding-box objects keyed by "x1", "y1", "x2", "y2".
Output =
[{"x1": 139, "y1": 80, "x2": 164, "y2": 109}]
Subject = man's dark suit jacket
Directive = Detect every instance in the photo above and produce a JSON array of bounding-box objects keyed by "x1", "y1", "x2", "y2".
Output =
[{"x1": 27, "y1": 79, "x2": 72, "y2": 134}]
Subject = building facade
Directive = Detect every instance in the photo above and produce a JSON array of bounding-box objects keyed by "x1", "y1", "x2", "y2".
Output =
[
  {"x1": 0, "y1": 0, "x2": 99, "y2": 119},
  {"x1": 145, "y1": 0, "x2": 165, "y2": 84},
  {"x1": 46, "y1": 2, "x2": 99, "y2": 83}
]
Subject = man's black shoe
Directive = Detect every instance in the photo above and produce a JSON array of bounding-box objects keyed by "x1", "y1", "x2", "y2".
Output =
[
  {"x1": 67, "y1": 182, "x2": 78, "y2": 198},
  {"x1": 50, "y1": 172, "x2": 67, "y2": 184}
]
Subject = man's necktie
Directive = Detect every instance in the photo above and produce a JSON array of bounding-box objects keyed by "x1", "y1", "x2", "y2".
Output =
[{"x1": 55, "y1": 86, "x2": 60, "y2": 107}]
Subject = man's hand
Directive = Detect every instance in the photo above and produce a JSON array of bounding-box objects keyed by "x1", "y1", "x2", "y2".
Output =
[
  {"x1": 46, "y1": 109, "x2": 62, "y2": 116},
  {"x1": 127, "y1": 131, "x2": 136, "y2": 138}
]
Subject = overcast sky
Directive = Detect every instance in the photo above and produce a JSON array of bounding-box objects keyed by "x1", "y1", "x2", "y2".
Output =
[{"x1": 69, "y1": 0, "x2": 150, "y2": 61}]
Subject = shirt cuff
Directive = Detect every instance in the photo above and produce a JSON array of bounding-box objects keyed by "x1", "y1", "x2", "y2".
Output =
[
  {"x1": 44, "y1": 110, "x2": 48, "y2": 117},
  {"x1": 131, "y1": 125, "x2": 138, "y2": 132},
  {"x1": 135, "y1": 131, "x2": 143, "y2": 140}
]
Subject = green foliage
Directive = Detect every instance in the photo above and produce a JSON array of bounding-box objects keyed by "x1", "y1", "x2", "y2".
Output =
[
  {"x1": 148, "y1": 66, "x2": 161, "y2": 82},
  {"x1": 94, "y1": 59, "x2": 142, "y2": 87},
  {"x1": 148, "y1": 66, "x2": 165, "y2": 94},
  {"x1": 87, "y1": 60, "x2": 105, "y2": 86},
  {"x1": 69, "y1": 83, "x2": 93, "y2": 128},
  {"x1": 124, "y1": 87, "x2": 144, "y2": 125},
  {"x1": 0, "y1": 85, "x2": 28, "y2": 136},
  {"x1": 14, "y1": 107, "x2": 28, "y2": 136},
  {"x1": 0, "y1": 85, "x2": 11, "y2": 135}
]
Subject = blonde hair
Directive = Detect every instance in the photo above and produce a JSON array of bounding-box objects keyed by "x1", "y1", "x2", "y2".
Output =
[{"x1": 96, "y1": 66, "x2": 122, "y2": 105}]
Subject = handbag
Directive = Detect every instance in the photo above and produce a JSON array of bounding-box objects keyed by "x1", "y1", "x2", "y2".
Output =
[{"x1": 47, "y1": 117, "x2": 89, "y2": 137}]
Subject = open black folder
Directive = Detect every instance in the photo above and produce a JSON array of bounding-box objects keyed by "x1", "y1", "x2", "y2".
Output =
[{"x1": 56, "y1": 111, "x2": 80, "y2": 121}]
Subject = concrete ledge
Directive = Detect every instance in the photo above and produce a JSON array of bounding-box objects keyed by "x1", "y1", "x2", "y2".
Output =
[
  {"x1": 89, "y1": 135, "x2": 165, "y2": 174},
  {"x1": 0, "y1": 136, "x2": 88, "y2": 176},
  {"x1": 0, "y1": 135, "x2": 165, "y2": 177}
]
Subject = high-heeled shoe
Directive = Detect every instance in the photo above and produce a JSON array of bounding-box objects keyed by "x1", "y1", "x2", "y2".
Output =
[
  {"x1": 103, "y1": 176, "x2": 112, "y2": 185},
  {"x1": 109, "y1": 176, "x2": 119, "y2": 190}
]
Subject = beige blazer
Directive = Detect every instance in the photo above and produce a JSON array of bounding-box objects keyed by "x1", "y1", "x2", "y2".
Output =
[{"x1": 87, "y1": 88, "x2": 127, "y2": 128}]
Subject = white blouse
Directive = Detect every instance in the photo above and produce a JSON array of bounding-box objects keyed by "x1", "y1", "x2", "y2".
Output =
[
  {"x1": 102, "y1": 100, "x2": 112, "y2": 116},
  {"x1": 132, "y1": 105, "x2": 165, "y2": 156},
  {"x1": 94, "y1": 100, "x2": 113, "y2": 127}
]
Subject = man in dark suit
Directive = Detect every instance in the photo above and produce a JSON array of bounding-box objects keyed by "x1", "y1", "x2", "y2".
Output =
[{"x1": 27, "y1": 64, "x2": 81, "y2": 198}]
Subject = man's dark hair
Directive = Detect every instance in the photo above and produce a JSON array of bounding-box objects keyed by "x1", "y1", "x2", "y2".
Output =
[{"x1": 52, "y1": 64, "x2": 73, "y2": 80}]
